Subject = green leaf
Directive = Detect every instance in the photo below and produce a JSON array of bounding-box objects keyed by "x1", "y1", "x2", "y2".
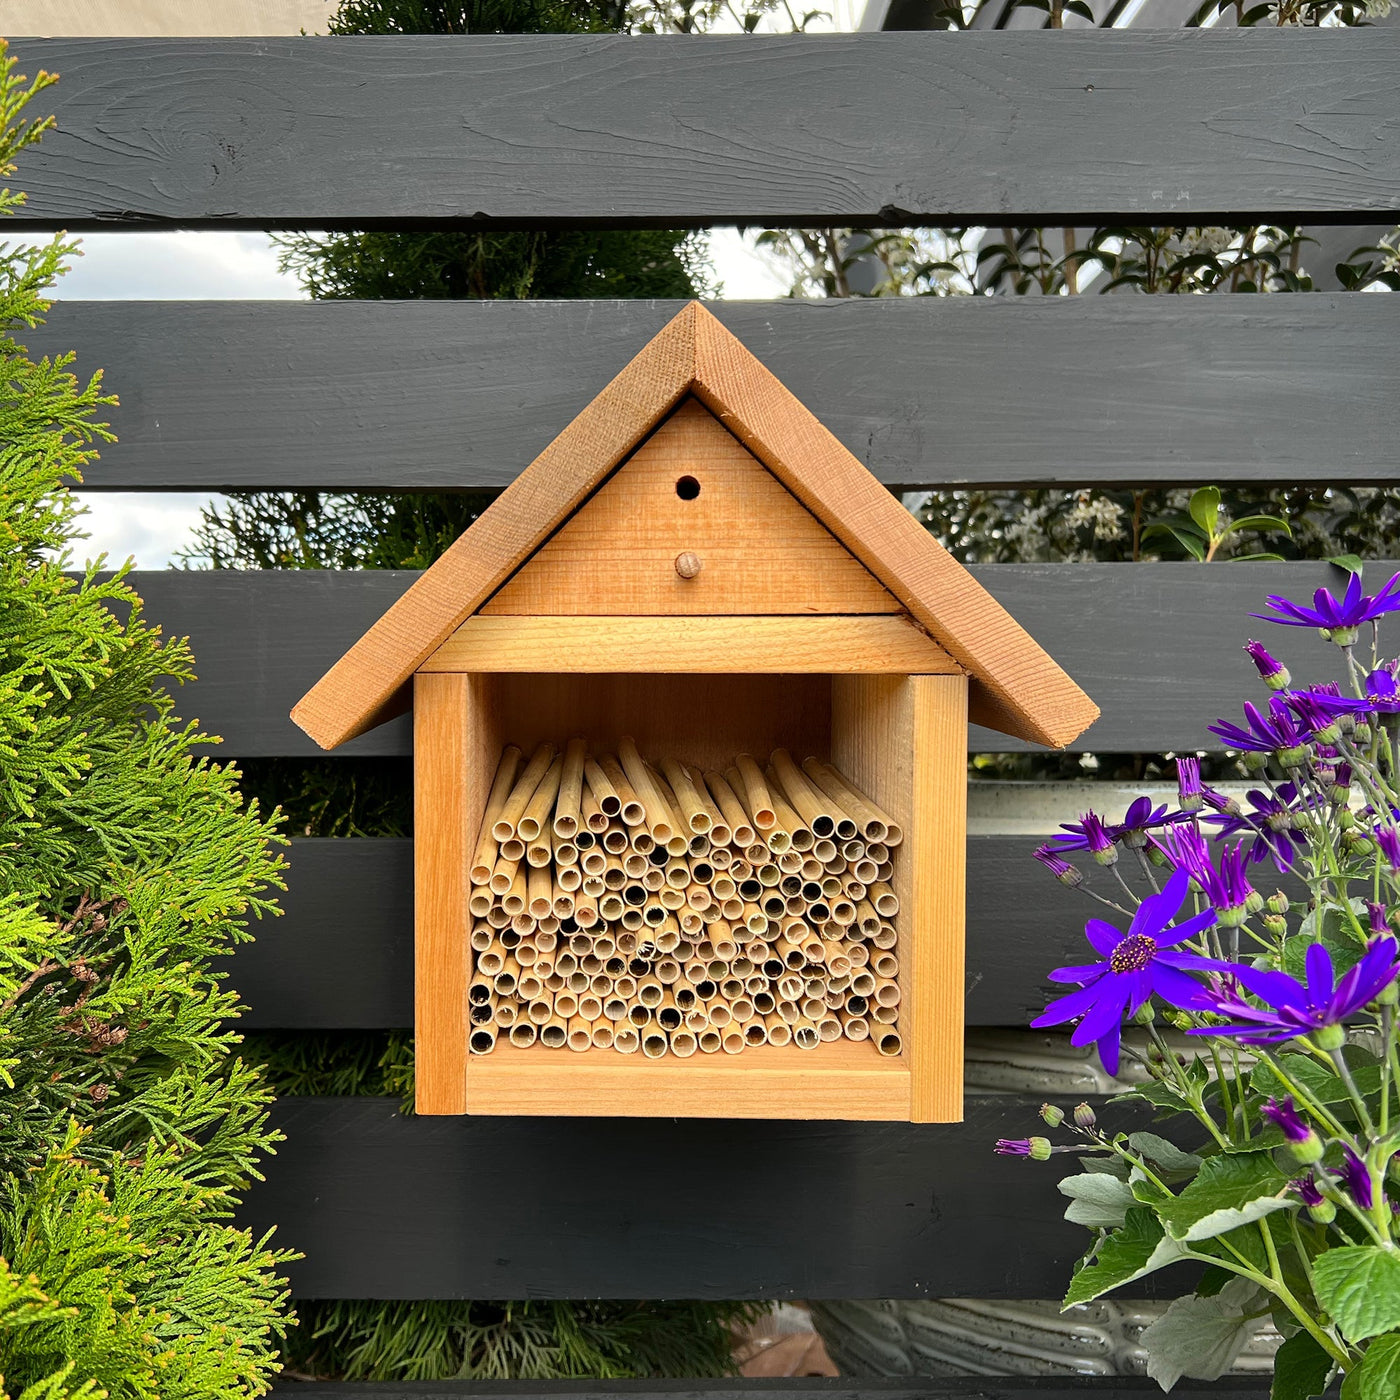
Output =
[
  {"x1": 1251, "y1": 1050, "x2": 1381, "y2": 1107},
  {"x1": 1142, "y1": 522, "x2": 1207, "y2": 561},
  {"x1": 1329, "y1": 554, "x2": 1366, "y2": 577},
  {"x1": 1062, "y1": 1207, "x2": 1190, "y2": 1307},
  {"x1": 1226, "y1": 514, "x2": 1293, "y2": 537},
  {"x1": 1059, "y1": 1172, "x2": 1135, "y2": 1229},
  {"x1": 1271, "y1": 1330, "x2": 1335, "y2": 1400},
  {"x1": 1157, "y1": 1150, "x2": 1292, "y2": 1243},
  {"x1": 1190, "y1": 486, "x2": 1222, "y2": 536},
  {"x1": 1312, "y1": 1247, "x2": 1400, "y2": 1343},
  {"x1": 1128, "y1": 1131, "x2": 1202, "y2": 1181},
  {"x1": 1141, "y1": 1277, "x2": 1263, "y2": 1389},
  {"x1": 1355, "y1": 1334, "x2": 1400, "y2": 1400}
]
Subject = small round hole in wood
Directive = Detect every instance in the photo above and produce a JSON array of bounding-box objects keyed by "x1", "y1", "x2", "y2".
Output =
[
  {"x1": 674, "y1": 551, "x2": 703, "y2": 580},
  {"x1": 675, "y1": 475, "x2": 701, "y2": 500}
]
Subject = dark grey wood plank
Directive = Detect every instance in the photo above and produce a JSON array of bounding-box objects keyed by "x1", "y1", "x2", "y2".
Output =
[
  {"x1": 242, "y1": 1095, "x2": 1161, "y2": 1299},
  {"x1": 15, "y1": 33, "x2": 1400, "y2": 228},
  {"x1": 233, "y1": 837, "x2": 1100, "y2": 1030},
  {"x1": 271, "y1": 1384, "x2": 1271, "y2": 1398},
  {"x1": 45, "y1": 297, "x2": 1400, "y2": 491},
  {"x1": 123, "y1": 562, "x2": 1381, "y2": 757}
]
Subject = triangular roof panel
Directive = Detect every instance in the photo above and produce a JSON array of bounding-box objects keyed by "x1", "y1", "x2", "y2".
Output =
[{"x1": 291, "y1": 303, "x2": 1098, "y2": 751}]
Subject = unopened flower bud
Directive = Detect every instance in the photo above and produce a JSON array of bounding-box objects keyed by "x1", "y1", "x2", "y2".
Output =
[
  {"x1": 1243, "y1": 750, "x2": 1270, "y2": 773},
  {"x1": 1355, "y1": 721, "x2": 1374, "y2": 745},
  {"x1": 1245, "y1": 640, "x2": 1291, "y2": 690},
  {"x1": 1338, "y1": 808, "x2": 1358, "y2": 831},
  {"x1": 1309, "y1": 1198, "x2": 1338, "y2": 1224},
  {"x1": 1073, "y1": 1103, "x2": 1097, "y2": 1130},
  {"x1": 1261, "y1": 913, "x2": 1288, "y2": 937},
  {"x1": 1134, "y1": 1002, "x2": 1156, "y2": 1027},
  {"x1": 1268, "y1": 890, "x2": 1291, "y2": 915},
  {"x1": 1034, "y1": 845, "x2": 1084, "y2": 888},
  {"x1": 1265, "y1": 1099, "x2": 1325, "y2": 1164},
  {"x1": 1245, "y1": 889, "x2": 1266, "y2": 914},
  {"x1": 1040, "y1": 1103, "x2": 1065, "y2": 1128}
]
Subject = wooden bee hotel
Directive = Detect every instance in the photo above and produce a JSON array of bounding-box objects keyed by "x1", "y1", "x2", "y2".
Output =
[{"x1": 292, "y1": 304, "x2": 1098, "y2": 1122}]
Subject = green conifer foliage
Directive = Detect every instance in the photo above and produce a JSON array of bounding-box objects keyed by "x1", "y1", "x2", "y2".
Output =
[{"x1": 0, "y1": 47, "x2": 293, "y2": 1397}]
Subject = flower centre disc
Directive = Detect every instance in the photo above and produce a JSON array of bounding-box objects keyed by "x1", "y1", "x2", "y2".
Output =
[{"x1": 1110, "y1": 933, "x2": 1157, "y2": 974}]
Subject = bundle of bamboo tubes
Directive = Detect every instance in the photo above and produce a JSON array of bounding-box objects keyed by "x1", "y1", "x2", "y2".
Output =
[{"x1": 467, "y1": 737, "x2": 903, "y2": 1060}]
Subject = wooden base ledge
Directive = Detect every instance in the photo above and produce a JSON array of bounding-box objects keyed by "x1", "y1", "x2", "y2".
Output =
[
  {"x1": 421, "y1": 614, "x2": 962, "y2": 674},
  {"x1": 461, "y1": 1040, "x2": 916, "y2": 1120}
]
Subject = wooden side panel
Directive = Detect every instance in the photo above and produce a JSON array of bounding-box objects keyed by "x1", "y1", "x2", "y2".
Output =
[
  {"x1": 832, "y1": 674, "x2": 967, "y2": 1123},
  {"x1": 421, "y1": 614, "x2": 961, "y2": 674},
  {"x1": 414, "y1": 673, "x2": 497, "y2": 1114},
  {"x1": 483, "y1": 399, "x2": 898, "y2": 617}
]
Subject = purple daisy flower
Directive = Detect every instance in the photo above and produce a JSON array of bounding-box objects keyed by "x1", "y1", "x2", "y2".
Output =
[
  {"x1": 1205, "y1": 783, "x2": 1316, "y2": 873},
  {"x1": 1340, "y1": 1145, "x2": 1374, "y2": 1211},
  {"x1": 1116, "y1": 796, "x2": 1187, "y2": 849},
  {"x1": 1153, "y1": 825, "x2": 1255, "y2": 925},
  {"x1": 994, "y1": 1136, "x2": 1052, "y2": 1159},
  {"x1": 1244, "y1": 639, "x2": 1291, "y2": 690},
  {"x1": 1031, "y1": 867, "x2": 1220, "y2": 1077},
  {"x1": 1188, "y1": 936, "x2": 1400, "y2": 1046},
  {"x1": 1208, "y1": 696, "x2": 1313, "y2": 762},
  {"x1": 1177, "y1": 756, "x2": 1204, "y2": 812},
  {"x1": 1251, "y1": 570, "x2": 1400, "y2": 643},
  {"x1": 1034, "y1": 844, "x2": 1083, "y2": 887},
  {"x1": 1049, "y1": 810, "x2": 1118, "y2": 865},
  {"x1": 1262, "y1": 1097, "x2": 1310, "y2": 1143},
  {"x1": 1289, "y1": 1175, "x2": 1326, "y2": 1209}
]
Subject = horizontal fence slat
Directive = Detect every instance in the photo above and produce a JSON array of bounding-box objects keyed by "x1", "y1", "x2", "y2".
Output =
[
  {"x1": 245, "y1": 1094, "x2": 1159, "y2": 1299},
  {"x1": 270, "y1": 1383, "x2": 1272, "y2": 1397},
  {"x1": 238, "y1": 836, "x2": 1090, "y2": 1030},
  {"x1": 15, "y1": 33, "x2": 1400, "y2": 228},
  {"x1": 122, "y1": 563, "x2": 1374, "y2": 757},
  {"x1": 46, "y1": 297, "x2": 1400, "y2": 492}
]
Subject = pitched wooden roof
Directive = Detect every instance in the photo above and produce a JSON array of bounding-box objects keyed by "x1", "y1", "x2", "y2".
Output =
[{"x1": 291, "y1": 302, "x2": 1098, "y2": 751}]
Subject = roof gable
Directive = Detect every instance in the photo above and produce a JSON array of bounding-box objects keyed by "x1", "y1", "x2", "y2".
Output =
[
  {"x1": 482, "y1": 396, "x2": 898, "y2": 617},
  {"x1": 291, "y1": 302, "x2": 1098, "y2": 751}
]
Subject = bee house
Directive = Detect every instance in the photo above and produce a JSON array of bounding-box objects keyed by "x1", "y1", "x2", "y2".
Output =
[{"x1": 292, "y1": 303, "x2": 1098, "y2": 1122}]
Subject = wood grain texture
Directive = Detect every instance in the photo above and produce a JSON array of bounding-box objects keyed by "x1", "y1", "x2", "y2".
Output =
[
  {"x1": 269, "y1": 1383, "x2": 1271, "y2": 1399},
  {"x1": 421, "y1": 615, "x2": 960, "y2": 674},
  {"x1": 50, "y1": 297, "x2": 1400, "y2": 492},
  {"x1": 482, "y1": 399, "x2": 898, "y2": 616},
  {"x1": 832, "y1": 677, "x2": 967, "y2": 1122},
  {"x1": 412, "y1": 673, "x2": 480, "y2": 1114},
  {"x1": 463, "y1": 1040, "x2": 910, "y2": 1119},
  {"x1": 291, "y1": 304, "x2": 697, "y2": 749},
  {"x1": 125, "y1": 562, "x2": 1387, "y2": 757},
  {"x1": 692, "y1": 307, "x2": 1097, "y2": 751},
  {"x1": 19, "y1": 34, "x2": 1400, "y2": 228},
  {"x1": 229, "y1": 834, "x2": 1134, "y2": 1031},
  {"x1": 242, "y1": 1093, "x2": 1168, "y2": 1298}
]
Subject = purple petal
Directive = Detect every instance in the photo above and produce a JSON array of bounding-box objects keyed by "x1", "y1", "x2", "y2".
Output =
[
  {"x1": 1132, "y1": 867, "x2": 1192, "y2": 940},
  {"x1": 1047, "y1": 961, "x2": 1109, "y2": 984},
  {"x1": 1031, "y1": 982, "x2": 1104, "y2": 1029},
  {"x1": 1305, "y1": 942, "x2": 1336, "y2": 1007},
  {"x1": 1084, "y1": 918, "x2": 1123, "y2": 958},
  {"x1": 1153, "y1": 907, "x2": 1219, "y2": 949},
  {"x1": 1230, "y1": 964, "x2": 1309, "y2": 1011},
  {"x1": 1149, "y1": 964, "x2": 1213, "y2": 1010},
  {"x1": 1071, "y1": 982, "x2": 1132, "y2": 1047}
]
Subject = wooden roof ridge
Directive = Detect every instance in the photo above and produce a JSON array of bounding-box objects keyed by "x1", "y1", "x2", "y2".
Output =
[{"x1": 291, "y1": 301, "x2": 1099, "y2": 751}]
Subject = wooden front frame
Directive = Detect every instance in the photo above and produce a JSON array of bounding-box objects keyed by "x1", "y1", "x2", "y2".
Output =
[{"x1": 413, "y1": 660, "x2": 967, "y2": 1123}]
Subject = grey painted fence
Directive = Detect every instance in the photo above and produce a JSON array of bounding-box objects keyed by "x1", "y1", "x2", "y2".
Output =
[
  {"x1": 24, "y1": 32, "x2": 1399, "y2": 1324},
  {"x1": 15, "y1": 33, "x2": 1400, "y2": 228},
  {"x1": 46, "y1": 297, "x2": 1400, "y2": 492},
  {"x1": 123, "y1": 563, "x2": 1373, "y2": 757}
]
